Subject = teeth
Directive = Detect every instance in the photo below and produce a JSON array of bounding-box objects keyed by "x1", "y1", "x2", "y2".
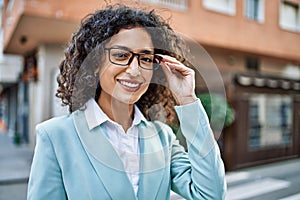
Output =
[{"x1": 119, "y1": 80, "x2": 140, "y2": 88}]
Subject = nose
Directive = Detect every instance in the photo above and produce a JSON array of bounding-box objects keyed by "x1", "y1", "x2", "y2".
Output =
[{"x1": 126, "y1": 55, "x2": 141, "y2": 76}]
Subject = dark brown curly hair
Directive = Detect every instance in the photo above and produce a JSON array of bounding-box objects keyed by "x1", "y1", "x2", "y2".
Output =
[{"x1": 56, "y1": 4, "x2": 188, "y2": 127}]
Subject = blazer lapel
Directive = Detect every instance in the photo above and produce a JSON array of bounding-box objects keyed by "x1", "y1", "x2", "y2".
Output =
[
  {"x1": 73, "y1": 110, "x2": 136, "y2": 200},
  {"x1": 137, "y1": 123, "x2": 168, "y2": 199}
]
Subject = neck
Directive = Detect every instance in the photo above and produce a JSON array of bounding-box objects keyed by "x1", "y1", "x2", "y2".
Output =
[{"x1": 98, "y1": 92, "x2": 134, "y2": 132}]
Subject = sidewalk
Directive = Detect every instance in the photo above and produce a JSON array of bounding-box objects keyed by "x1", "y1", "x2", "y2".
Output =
[
  {"x1": 226, "y1": 158, "x2": 300, "y2": 200},
  {"x1": 0, "y1": 132, "x2": 33, "y2": 184}
]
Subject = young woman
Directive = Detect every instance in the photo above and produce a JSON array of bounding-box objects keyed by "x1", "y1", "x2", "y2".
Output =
[{"x1": 28, "y1": 4, "x2": 226, "y2": 200}]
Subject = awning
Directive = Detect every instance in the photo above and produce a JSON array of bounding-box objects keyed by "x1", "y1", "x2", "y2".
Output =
[{"x1": 234, "y1": 73, "x2": 300, "y2": 91}]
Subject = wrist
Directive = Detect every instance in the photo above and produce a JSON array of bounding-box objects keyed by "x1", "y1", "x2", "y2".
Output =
[{"x1": 176, "y1": 94, "x2": 198, "y2": 105}]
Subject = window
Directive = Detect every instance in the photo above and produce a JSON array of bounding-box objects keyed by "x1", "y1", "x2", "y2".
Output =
[
  {"x1": 245, "y1": 0, "x2": 264, "y2": 22},
  {"x1": 279, "y1": 0, "x2": 300, "y2": 32},
  {"x1": 203, "y1": 0, "x2": 236, "y2": 15},
  {"x1": 248, "y1": 94, "x2": 292, "y2": 149},
  {"x1": 139, "y1": 0, "x2": 188, "y2": 11},
  {"x1": 246, "y1": 57, "x2": 260, "y2": 72}
]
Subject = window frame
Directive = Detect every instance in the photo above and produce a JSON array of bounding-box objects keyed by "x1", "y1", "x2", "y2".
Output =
[
  {"x1": 139, "y1": 0, "x2": 188, "y2": 11},
  {"x1": 202, "y1": 0, "x2": 236, "y2": 16},
  {"x1": 244, "y1": 0, "x2": 265, "y2": 23},
  {"x1": 248, "y1": 94, "x2": 293, "y2": 149},
  {"x1": 279, "y1": 0, "x2": 300, "y2": 32}
]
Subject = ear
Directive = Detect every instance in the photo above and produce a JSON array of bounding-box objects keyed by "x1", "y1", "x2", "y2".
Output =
[{"x1": 94, "y1": 67, "x2": 100, "y2": 76}]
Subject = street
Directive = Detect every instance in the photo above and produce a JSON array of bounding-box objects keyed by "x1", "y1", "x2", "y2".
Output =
[
  {"x1": 226, "y1": 159, "x2": 300, "y2": 200},
  {"x1": 0, "y1": 133, "x2": 32, "y2": 200},
  {"x1": 0, "y1": 182, "x2": 28, "y2": 200}
]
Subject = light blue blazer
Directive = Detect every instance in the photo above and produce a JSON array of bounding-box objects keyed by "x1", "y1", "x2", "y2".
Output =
[{"x1": 27, "y1": 100, "x2": 226, "y2": 199}]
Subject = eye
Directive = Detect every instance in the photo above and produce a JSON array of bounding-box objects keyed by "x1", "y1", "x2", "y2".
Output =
[
  {"x1": 111, "y1": 50, "x2": 130, "y2": 61},
  {"x1": 140, "y1": 55, "x2": 154, "y2": 63}
]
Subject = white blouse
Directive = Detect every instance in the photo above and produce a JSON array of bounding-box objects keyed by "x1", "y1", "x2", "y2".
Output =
[{"x1": 84, "y1": 98, "x2": 147, "y2": 196}]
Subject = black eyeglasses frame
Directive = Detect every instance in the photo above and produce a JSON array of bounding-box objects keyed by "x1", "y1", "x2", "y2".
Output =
[{"x1": 104, "y1": 47, "x2": 160, "y2": 70}]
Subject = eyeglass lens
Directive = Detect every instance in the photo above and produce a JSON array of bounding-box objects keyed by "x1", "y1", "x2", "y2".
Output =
[{"x1": 108, "y1": 48, "x2": 155, "y2": 70}]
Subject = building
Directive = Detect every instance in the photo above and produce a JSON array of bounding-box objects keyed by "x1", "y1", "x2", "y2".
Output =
[
  {"x1": 1, "y1": 0, "x2": 300, "y2": 170},
  {"x1": 0, "y1": 1, "x2": 23, "y2": 142}
]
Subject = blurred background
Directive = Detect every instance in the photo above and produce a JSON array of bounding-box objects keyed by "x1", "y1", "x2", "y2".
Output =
[{"x1": 0, "y1": 0, "x2": 300, "y2": 199}]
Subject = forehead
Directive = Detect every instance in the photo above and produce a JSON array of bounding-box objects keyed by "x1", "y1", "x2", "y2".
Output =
[{"x1": 106, "y1": 28, "x2": 153, "y2": 51}]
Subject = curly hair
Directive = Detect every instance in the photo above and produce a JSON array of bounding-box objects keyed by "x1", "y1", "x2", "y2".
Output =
[{"x1": 56, "y1": 4, "x2": 188, "y2": 127}]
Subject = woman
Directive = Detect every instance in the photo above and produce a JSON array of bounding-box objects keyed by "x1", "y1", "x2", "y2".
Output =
[{"x1": 27, "y1": 4, "x2": 226, "y2": 200}]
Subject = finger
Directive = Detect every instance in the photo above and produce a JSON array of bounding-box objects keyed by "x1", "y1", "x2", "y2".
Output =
[
  {"x1": 154, "y1": 55, "x2": 163, "y2": 64},
  {"x1": 156, "y1": 54, "x2": 178, "y2": 64},
  {"x1": 156, "y1": 54, "x2": 188, "y2": 67},
  {"x1": 164, "y1": 62, "x2": 193, "y2": 76},
  {"x1": 160, "y1": 61, "x2": 173, "y2": 78},
  {"x1": 160, "y1": 63, "x2": 187, "y2": 81},
  {"x1": 156, "y1": 54, "x2": 192, "y2": 74}
]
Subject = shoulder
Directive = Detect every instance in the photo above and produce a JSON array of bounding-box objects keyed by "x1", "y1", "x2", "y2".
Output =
[
  {"x1": 36, "y1": 114, "x2": 73, "y2": 130},
  {"x1": 35, "y1": 113, "x2": 75, "y2": 138}
]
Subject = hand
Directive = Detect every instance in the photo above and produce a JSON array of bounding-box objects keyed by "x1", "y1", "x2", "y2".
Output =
[{"x1": 156, "y1": 54, "x2": 197, "y2": 105}]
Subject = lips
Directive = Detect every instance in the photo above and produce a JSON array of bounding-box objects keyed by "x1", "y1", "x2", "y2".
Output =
[{"x1": 117, "y1": 79, "x2": 143, "y2": 92}]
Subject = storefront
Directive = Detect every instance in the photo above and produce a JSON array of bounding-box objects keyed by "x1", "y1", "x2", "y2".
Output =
[
  {"x1": 0, "y1": 53, "x2": 23, "y2": 140},
  {"x1": 223, "y1": 73, "x2": 300, "y2": 170}
]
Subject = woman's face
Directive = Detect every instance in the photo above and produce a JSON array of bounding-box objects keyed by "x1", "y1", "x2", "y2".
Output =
[{"x1": 99, "y1": 27, "x2": 154, "y2": 105}]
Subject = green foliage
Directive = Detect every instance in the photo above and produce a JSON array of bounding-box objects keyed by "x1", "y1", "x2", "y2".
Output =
[
  {"x1": 14, "y1": 132, "x2": 22, "y2": 145},
  {"x1": 197, "y1": 93, "x2": 235, "y2": 131}
]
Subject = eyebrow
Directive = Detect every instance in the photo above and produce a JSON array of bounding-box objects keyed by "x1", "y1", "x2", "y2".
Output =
[
  {"x1": 109, "y1": 45, "x2": 154, "y2": 54},
  {"x1": 140, "y1": 49, "x2": 153, "y2": 54}
]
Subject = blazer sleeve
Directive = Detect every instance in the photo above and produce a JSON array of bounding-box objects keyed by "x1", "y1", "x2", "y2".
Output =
[
  {"x1": 27, "y1": 125, "x2": 67, "y2": 200},
  {"x1": 170, "y1": 99, "x2": 227, "y2": 200}
]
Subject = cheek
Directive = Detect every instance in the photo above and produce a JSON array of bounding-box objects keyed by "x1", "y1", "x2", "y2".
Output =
[
  {"x1": 98, "y1": 66, "x2": 117, "y2": 92},
  {"x1": 99, "y1": 62, "x2": 120, "y2": 81}
]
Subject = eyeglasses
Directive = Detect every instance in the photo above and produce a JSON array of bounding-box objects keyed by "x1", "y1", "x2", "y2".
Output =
[{"x1": 104, "y1": 47, "x2": 159, "y2": 70}]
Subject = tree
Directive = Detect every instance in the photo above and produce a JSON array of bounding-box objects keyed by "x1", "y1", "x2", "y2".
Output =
[{"x1": 197, "y1": 93, "x2": 235, "y2": 134}]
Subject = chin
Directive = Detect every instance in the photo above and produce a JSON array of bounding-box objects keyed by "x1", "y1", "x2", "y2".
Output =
[
  {"x1": 115, "y1": 88, "x2": 148, "y2": 104},
  {"x1": 115, "y1": 93, "x2": 143, "y2": 105}
]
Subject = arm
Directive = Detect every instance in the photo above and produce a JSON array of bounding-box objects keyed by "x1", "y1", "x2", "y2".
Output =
[
  {"x1": 27, "y1": 125, "x2": 67, "y2": 200},
  {"x1": 171, "y1": 99, "x2": 226, "y2": 199},
  {"x1": 158, "y1": 54, "x2": 226, "y2": 199}
]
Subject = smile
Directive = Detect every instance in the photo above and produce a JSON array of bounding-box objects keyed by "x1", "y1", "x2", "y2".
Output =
[{"x1": 117, "y1": 79, "x2": 143, "y2": 91}]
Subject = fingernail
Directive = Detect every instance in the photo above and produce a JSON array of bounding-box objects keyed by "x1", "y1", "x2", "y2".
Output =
[{"x1": 155, "y1": 58, "x2": 161, "y2": 64}]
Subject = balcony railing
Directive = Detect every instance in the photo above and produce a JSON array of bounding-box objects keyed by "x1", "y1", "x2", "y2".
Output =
[{"x1": 140, "y1": 0, "x2": 188, "y2": 11}]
